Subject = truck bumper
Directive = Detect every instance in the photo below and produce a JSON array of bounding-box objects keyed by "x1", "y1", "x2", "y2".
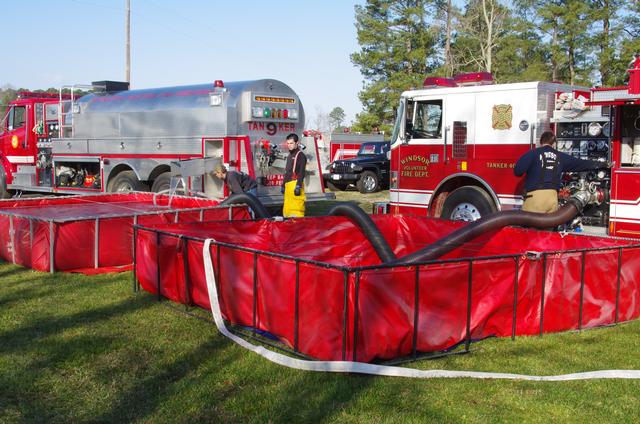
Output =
[{"x1": 327, "y1": 173, "x2": 359, "y2": 183}]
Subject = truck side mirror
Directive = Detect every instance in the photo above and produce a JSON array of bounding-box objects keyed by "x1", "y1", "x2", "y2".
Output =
[{"x1": 404, "y1": 122, "x2": 413, "y2": 143}]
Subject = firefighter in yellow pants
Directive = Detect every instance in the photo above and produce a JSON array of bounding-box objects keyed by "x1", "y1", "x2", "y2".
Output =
[
  {"x1": 281, "y1": 133, "x2": 307, "y2": 217},
  {"x1": 283, "y1": 180, "x2": 305, "y2": 217}
]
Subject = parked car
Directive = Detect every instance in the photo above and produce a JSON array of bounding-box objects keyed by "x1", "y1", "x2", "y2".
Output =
[{"x1": 325, "y1": 141, "x2": 390, "y2": 193}]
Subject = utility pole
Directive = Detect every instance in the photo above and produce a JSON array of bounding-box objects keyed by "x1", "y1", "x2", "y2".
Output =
[{"x1": 125, "y1": 0, "x2": 131, "y2": 84}]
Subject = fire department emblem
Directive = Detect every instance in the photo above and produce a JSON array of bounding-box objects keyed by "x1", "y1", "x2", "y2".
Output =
[
  {"x1": 11, "y1": 135, "x2": 19, "y2": 149},
  {"x1": 492, "y1": 104, "x2": 512, "y2": 130}
]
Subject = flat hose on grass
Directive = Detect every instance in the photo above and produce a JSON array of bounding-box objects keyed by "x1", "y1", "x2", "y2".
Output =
[
  {"x1": 328, "y1": 202, "x2": 397, "y2": 263},
  {"x1": 219, "y1": 193, "x2": 272, "y2": 219},
  {"x1": 390, "y1": 198, "x2": 584, "y2": 265}
]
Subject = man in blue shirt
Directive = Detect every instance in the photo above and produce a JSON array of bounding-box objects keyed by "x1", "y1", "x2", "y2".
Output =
[{"x1": 514, "y1": 131, "x2": 608, "y2": 213}]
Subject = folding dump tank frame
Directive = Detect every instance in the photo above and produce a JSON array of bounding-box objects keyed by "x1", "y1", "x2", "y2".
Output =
[
  {"x1": 0, "y1": 193, "x2": 250, "y2": 273},
  {"x1": 134, "y1": 215, "x2": 640, "y2": 363}
]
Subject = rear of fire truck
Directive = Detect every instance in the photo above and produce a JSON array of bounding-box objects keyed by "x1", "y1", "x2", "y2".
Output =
[{"x1": 584, "y1": 56, "x2": 640, "y2": 237}]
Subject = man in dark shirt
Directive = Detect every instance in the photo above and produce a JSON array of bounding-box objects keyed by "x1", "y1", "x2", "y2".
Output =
[
  {"x1": 514, "y1": 131, "x2": 608, "y2": 213},
  {"x1": 281, "y1": 133, "x2": 307, "y2": 217},
  {"x1": 212, "y1": 164, "x2": 258, "y2": 196}
]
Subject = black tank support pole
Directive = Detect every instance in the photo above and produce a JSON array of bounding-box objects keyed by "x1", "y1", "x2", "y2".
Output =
[
  {"x1": 132, "y1": 225, "x2": 138, "y2": 293},
  {"x1": 616, "y1": 248, "x2": 623, "y2": 324},
  {"x1": 579, "y1": 250, "x2": 587, "y2": 330},
  {"x1": 342, "y1": 270, "x2": 349, "y2": 361},
  {"x1": 412, "y1": 265, "x2": 420, "y2": 359},
  {"x1": 294, "y1": 260, "x2": 300, "y2": 353},
  {"x1": 156, "y1": 231, "x2": 162, "y2": 302},
  {"x1": 511, "y1": 256, "x2": 519, "y2": 340},
  {"x1": 465, "y1": 260, "x2": 473, "y2": 352},
  {"x1": 182, "y1": 237, "x2": 191, "y2": 309},
  {"x1": 252, "y1": 252, "x2": 258, "y2": 336},
  {"x1": 540, "y1": 253, "x2": 547, "y2": 337},
  {"x1": 352, "y1": 270, "x2": 361, "y2": 362}
]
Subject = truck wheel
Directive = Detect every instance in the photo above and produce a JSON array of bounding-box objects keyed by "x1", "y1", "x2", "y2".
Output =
[
  {"x1": 440, "y1": 186, "x2": 496, "y2": 222},
  {"x1": 326, "y1": 181, "x2": 347, "y2": 191},
  {"x1": 107, "y1": 170, "x2": 147, "y2": 193},
  {"x1": 356, "y1": 170, "x2": 379, "y2": 194},
  {"x1": 151, "y1": 172, "x2": 172, "y2": 193},
  {"x1": 0, "y1": 165, "x2": 11, "y2": 199}
]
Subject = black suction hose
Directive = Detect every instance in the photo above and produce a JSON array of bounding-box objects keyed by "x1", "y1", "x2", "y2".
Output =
[
  {"x1": 328, "y1": 202, "x2": 396, "y2": 263},
  {"x1": 223, "y1": 193, "x2": 585, "y2": 266},
  {"x1": 219, "y1": 193, "x2": 272, "y2": 219},
  {"x1": 390, "y1": 198, "x2": 585, "y2": 265}
]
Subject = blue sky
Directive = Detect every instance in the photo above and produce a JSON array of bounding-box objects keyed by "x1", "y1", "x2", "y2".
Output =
[{"x1": 3, "y1": 0, "x2": 364, "y2": 128}]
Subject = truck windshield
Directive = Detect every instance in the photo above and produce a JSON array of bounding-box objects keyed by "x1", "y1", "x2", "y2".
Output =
[
  {"x1": 358, "y1": 142, "x2": 388, "y2": 155},
  {"x1": 391, "y1": 99, "x2": 404, "y2": 143}
]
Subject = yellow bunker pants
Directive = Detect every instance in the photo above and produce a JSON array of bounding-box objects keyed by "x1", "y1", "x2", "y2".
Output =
[{"x1": 283, "y1": 180, "x2": 305, "y2": 217}]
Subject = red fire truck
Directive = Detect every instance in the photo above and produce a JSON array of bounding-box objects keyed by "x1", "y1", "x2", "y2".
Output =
[
  {"x1": 386, "y1": 65, "x2": 640, "y2": 238},
  {"x1": 0, "y1": 79, "x2": 328, "y2": 205}
]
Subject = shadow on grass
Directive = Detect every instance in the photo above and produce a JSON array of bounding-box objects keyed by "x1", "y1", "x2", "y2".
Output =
[
  {"x1": 0, "y1": 263, "x2": 33, "y2": 281},
  {"x1": 92, "y1": 338, "x2": 239, "y2": 423},
  {"x1": 265, "y1": 372, "x2": 376, "y2": 423},
  {"x1": 0, "y1": 296, "x2": 153, "y2": 354},
  {"x1": 0, "y1": 281, "x2": 62, "y2": 309}
]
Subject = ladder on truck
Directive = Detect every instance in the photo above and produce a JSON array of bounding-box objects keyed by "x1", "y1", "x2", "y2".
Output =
[{"x1": 57, "y1": 84, "x2": 98, "y2": 138}]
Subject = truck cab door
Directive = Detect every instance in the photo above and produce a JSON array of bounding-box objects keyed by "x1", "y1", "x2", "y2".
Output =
[
  {"x1": 395, "y1": 98, "x2": 445, "y2": 215},
  {"x1": 1, "y1": 105, "x2": 32, "y2": 164}
]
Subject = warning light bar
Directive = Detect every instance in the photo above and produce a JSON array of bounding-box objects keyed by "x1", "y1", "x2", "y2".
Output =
[
  {"x1": 251, "y1": 107, "x2": 298, "y2": 120},
  {"x1": 17, "y1": 91, "x2": 72, "y2": 100},
  {"x1": 453, "y1": 72, "x2": 494, "y2": 86},
  {"x1": 423, "y1": 77, "x2": 457, "y2": 88}
]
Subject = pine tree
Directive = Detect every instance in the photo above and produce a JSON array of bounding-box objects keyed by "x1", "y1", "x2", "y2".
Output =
[{"x1": 351, "y1": 0, "x2": 442, "y2": 129}]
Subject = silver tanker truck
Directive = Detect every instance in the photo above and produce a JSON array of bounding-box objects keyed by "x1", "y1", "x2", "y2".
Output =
[{"x1": 10, "y1": 79, "x2": 330, "y2": 204}]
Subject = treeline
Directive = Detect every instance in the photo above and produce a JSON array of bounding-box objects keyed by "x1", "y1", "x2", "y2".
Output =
[{"x1": 350, "y1": 0, "x2": 640, "y2": 133}]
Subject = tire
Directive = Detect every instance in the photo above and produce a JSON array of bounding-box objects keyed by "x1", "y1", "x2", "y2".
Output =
[
  {"x1": 0, "y1": 166, "x2": 11, "y2": 199},
  {"x1": 107, "y1": 170, "x2": 148, "y2": 193},
  {"x1": 440, "y1": 186, "x2": 496, "y2": 222},
  {"x1": 151, "y1": 172, "x2": 172, "y2": 193},
  {"x1": 326, "y1": 181, "x2": 348, "y2": 191},
  {"x1": 356, "y1": 170, "x2": 380, "y2": 194}
]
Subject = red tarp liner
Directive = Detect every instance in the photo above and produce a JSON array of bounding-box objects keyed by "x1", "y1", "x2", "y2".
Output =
[
  {"x1": 134, "y1": 215, "x2": 640, "y2": 363},
  {"x1": 0, "y1": 193, "x2": 250, "y2": 273}
]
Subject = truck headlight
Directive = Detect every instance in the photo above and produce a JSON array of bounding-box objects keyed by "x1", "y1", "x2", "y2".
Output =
[{"x1": 588, "y1": 122, "x2": 602, "y2": 137}]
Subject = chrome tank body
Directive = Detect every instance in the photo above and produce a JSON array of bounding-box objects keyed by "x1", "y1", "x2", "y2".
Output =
[{"x1": 72, "y1": 79, "x2": 304, "y2": 140}]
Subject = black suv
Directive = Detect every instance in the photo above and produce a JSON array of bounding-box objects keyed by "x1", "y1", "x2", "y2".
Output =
[{"x1": 326, "y1": 141, "x2": 390, "y2": 193}]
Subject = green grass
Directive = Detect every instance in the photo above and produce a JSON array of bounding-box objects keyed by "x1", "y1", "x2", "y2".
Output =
[
  {"x1": 306, "y1": 189, "x2": 390, "y2": 216},
  {"x1": 2, "y1": 191, "x2": 640, "y2": 423}
]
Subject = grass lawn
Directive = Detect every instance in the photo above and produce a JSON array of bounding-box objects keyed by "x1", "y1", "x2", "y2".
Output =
[
  {"x1": 2, "y1": 191, "x2": 640, "y2": 423},
  {"x1": 306, "y1": 188, "x2": 390, "y2": 216}
]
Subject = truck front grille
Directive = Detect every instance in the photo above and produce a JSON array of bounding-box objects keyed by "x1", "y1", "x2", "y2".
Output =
[{"x1": 333, "y1": 164, "x2": 351, "y2": 174}]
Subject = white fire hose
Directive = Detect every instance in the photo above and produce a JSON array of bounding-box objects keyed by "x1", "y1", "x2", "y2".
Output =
[{"x1": 202, "y1": 239, "x2": 640, "y2": 380}]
